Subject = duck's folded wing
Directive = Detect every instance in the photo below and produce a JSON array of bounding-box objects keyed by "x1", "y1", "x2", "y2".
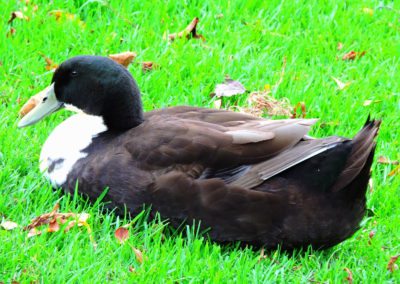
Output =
[
  {"x1": 144, "y1": 106, "x2": 261, "y2": 125},
  {"x1": 125, "y1": 116, "x2": 318, "y2": 172}
]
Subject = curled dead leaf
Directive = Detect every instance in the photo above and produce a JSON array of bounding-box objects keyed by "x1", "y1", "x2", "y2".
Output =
[
  {"x1": 387, "y1": 255, "x2": 400, "y2": 273},
  {"x1": 115, "y1": 227, "x2": 129, "y2": 244},
  {"x1": 1, "y1": 220, "x2": 19, "y2": 231},
  {"x1": 337, "y1": 42, "x2": 344, "y2": 50},
  {"x1": 109, "y1": 51, "x2": 137, "y2": 68},
  {"x1": 342, "y1": 50, "x2": 366, "y2": 61},
  {"x1": 27, "y1": 227, "x2": 42, "y2": 238},
  {"x1": 213, "y1": 77, "x2": 246, "y2": 97},
  {"x1": 291, "y1": 102, "x2": 307, "y2": 118},
  {"x1": 132, "y1": 247, "x2": 143, "y2": 264},
  {"x1": 344, "y1": 267, "x2": 353, "y2": 284},
  {"x1": 39, "y1": 54, "x2": 58, "y2": 71},
  {"x1": 377, "y1": 156, "x2": 399, "y2": 165},
  {"x1": 7, "y1": 27, "x2": 16, "y2": 37},
  {"x1": 141, "y1": 61, "x2": 158, "y2": 72},
  {"x1": 167, "y1": 17, "x2": 205, "y2": 41}
]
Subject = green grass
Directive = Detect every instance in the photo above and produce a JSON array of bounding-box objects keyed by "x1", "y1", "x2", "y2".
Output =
[{"x1": 1, "y1": 0, "x2": 399, "y2": 282}]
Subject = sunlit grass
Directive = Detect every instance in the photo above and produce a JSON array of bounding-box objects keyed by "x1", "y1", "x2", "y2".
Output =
[{"x1": 0, "y1": 0, "x2": 399, "y2": 282}]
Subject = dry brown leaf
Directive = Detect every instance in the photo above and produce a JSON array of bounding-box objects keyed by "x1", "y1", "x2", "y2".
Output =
[
  {"x1": 337, "y1": 42, "x2": 344, "y2": 50},
  {"x1": 129, "y1": 265, "x2": 135, "y2": 273},
  {"x1": 342, "y1": 50, "x2": 366, "y2": 61},
  {"x1": 1, "y1": 220, "x2": 19, "y2": 231},
  {"x1": 377, "y1": 156, "x2": 399, "y2": 165},
  {"x1": 7, "y1": 27, "x2": 16, "y2": 37},
  {"x1": 368, "y1": 230, "x2": 376, "y2": 245},
  {"x1": 48, "y1": 219, "x2": 60, "y2": 232},
  {"x1": 213, "y1": 77, "x2": 246, "y2": 97},
  {"x1": 388, "y1": 165, "x2": 400, "y2": 177},
  {"x1": 331, "y1": 77, "x2": 352, "y2": 90},
  {"x1": 132, "y1": 247, "x2": 143, "y2": 264},
  {"x1": 27, "y1": 227, "x2": 42, "y2": 238},
  {"x1": 8, "y1": 11, "x2": 29, "y2": 24},
  {"x1": 141, "y1": 61, "x2": 158, "y2": 72},
  {"x1": 344, "y1": 267, "x2": 353, "y2": 284},
  {"x1": 387, "y1": 255, "x2": 400, "y2": 273},
  {"x1": 291, "y1": 102, "x2": 307, "y2": 118},
  {"x1": 167, "y1": 17, "x2": 205, "y2": 41},
  {"x1": 40, "y1": 54, "x2": 58, "y2": 71},
  {"x1": 115, "y1": 227, "x2": 129, "y2": 244},
  {"x1": 109, "y1": 51, "x2": 137, "y2": 68}
]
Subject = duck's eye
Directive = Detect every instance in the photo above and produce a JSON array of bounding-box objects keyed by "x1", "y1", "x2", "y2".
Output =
[{"x1": 71, "y1": 70, "x2": 78, "y2": 77}]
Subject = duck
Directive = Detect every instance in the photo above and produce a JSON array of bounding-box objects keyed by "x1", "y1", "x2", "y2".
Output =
[{"x1": 18, "y1": 55, "x2": 380, "y2": 249}]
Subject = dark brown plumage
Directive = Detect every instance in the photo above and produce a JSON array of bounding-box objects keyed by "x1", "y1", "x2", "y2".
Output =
[{"x1": 19, "y1": 56, "x2": 381, "y2": 249}]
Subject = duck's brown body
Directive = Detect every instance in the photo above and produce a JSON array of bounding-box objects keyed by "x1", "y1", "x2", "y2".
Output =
[{"x1": 63, "y1": 106, "x2": 380, "y2": 249}]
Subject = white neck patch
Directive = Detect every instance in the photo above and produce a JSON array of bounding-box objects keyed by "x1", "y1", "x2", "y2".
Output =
[{"x1": 40, "y1": 113, "x2": 107, "y2": 187}]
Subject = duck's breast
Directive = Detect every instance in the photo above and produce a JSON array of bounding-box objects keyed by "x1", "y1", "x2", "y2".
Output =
[{"x1": 40, "y1": 113, "x2": 107, "y2": 187}]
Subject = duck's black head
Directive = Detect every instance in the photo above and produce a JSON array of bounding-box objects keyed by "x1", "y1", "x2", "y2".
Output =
[{"x1": 18, "y1": 55, "x2": 144, "y2": 130}]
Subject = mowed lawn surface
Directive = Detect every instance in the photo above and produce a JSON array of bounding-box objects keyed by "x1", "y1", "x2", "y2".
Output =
[{"x1": 0, "y1": 0, "x2": 399, "y2": 282}]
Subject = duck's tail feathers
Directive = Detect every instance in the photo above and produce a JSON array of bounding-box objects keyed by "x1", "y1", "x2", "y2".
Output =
[{"x1": 331, "y1": 118, "x2": 381, "y2": 192}]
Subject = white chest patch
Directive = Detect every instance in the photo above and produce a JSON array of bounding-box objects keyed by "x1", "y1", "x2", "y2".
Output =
[{"x1": 40, "y1": 114, "x2": 107, "y2": 187}]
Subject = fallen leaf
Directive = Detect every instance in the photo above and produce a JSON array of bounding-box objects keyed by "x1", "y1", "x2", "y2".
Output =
[
  {"x1": 368, "y1": 230, "x2": 375, "y2": 245},
  {"x1": 132, "y1": 247, "x2": 143, "y2": 264},
  {"x1": 27, "y1": 227, "x2": 42, "y2": 238},
  {"x1": 40, "y1": 54, "x2": 58, "y2": 71},
  {"x1": 109, "y1": 51, "x2": 137, "y2": 68},
  {"x1": 388, "y1": 165, "x2": 400, "y2": 177},
  {"x1": 114, "y1": 227, "x2": 129, "y2": 244},
  {"x1": 344, "y1": 267, "x2": 353, "y2": 284},
  {"x1": 291, "y1": 102, "x2": 307, "y2": 118},
  {"x1": 362, "y1": 7, "x2": 374, "y2": 16},
  {"x1": 331, "y1": 76, "x2": 352, "y2": 90},
  {"x1": 23, "y1": 203, "x2": 95, "y2": 246},
  {"x1": 342, "y1": 50, "x2": 366, "y2": 61},
  {"x1": 377, "y1": 156, "x2": 399, "y2": 165},
  {"x1": 1, "y1": 220, "x2": 19, "y2": 230},
  {"x1": 7, "y1": 27, "x2": 16, "y2": 37},
  {"x1": 129, "y1": 265, "x2": 135, "y2": 273},
  {"x1": 8, "y1": 11, "x2": 29, "y2": 24},
  {"x1": 337, "y1": 42, "x2": 344, "y2": 50},
  {"x1": 48, "y1": 219, "x2": 60, "y2": 232},
  {"x1": 167, "y1": 17, "x2": 205, "y2": 41},
  {"x1": 213, "y1": 77, "x2": 246, "y2": 97},
  {"x1": 141, "y1": 61, "x2": 158, "y2": 72},
  {"x1": 387, "y1": 255, "x2": 400, "y2": 273}
]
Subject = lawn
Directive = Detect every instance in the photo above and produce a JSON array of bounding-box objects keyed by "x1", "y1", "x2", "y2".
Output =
[{"x1": 0, "y1": 0, "x2": 399, "y2": 282}]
